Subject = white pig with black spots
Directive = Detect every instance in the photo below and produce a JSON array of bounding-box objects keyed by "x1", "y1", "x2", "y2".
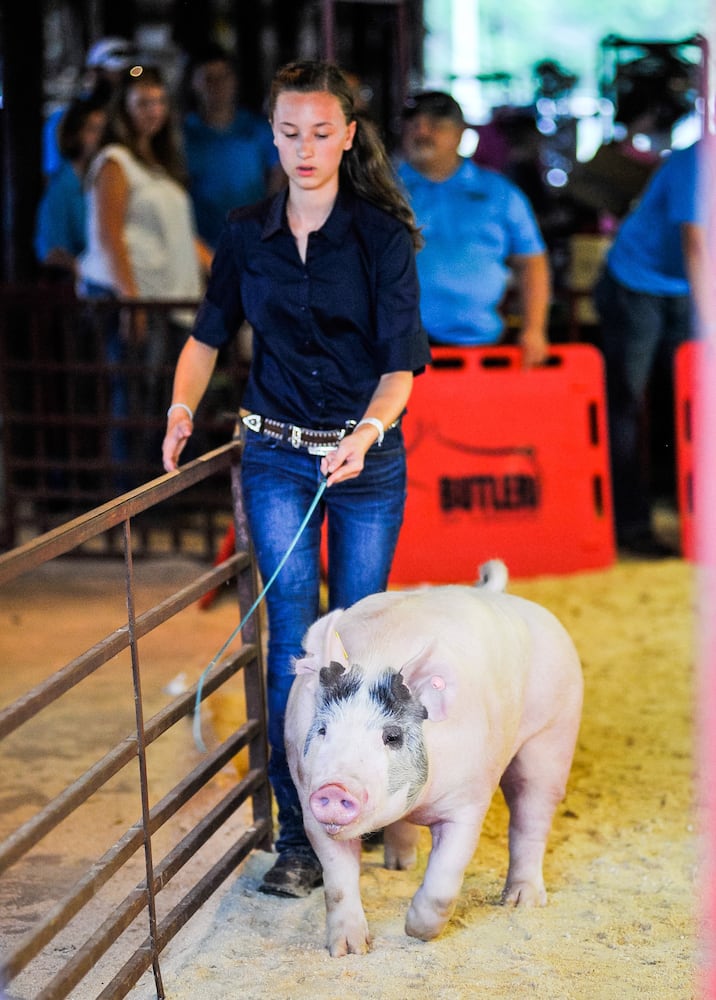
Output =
[{"x1": 284, "y1": 559, "x2": 583, "y2": 957}]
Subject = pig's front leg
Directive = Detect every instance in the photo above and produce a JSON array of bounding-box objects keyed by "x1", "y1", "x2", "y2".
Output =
[
  {"x1": 405, "y1": 814, "x2": 482, "y2": 940},
  {"x1": 308, "y1": 830, "x2": 370, "y2": 956}
]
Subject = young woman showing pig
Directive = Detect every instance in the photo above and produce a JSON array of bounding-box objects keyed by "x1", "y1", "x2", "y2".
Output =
[{"x1": 162, "y1": 60, "x2": 430, "y2": 896}]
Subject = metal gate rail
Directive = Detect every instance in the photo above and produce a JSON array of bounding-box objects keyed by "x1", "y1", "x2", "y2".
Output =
[{"x1": 0, "y1": 441, "x2": 273, "y2": 999}]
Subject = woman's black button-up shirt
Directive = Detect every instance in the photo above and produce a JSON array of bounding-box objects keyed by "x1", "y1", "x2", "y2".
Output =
[{"x1": 191, "y1": 187, "x2": 430, "y2": 428}]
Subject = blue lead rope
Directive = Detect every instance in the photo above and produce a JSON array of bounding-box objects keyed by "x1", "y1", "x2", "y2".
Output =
[{"x1": 192, "y1": 476, "x2": 328, "y2": 752}]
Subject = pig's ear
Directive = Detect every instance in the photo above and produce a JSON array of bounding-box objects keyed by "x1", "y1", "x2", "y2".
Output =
[
  {"x1": 293, "y1": 652, "x2": 318, "y2": 676},
  {"x1": 294, "y1": 609, "x2": 348, "y2": 677},
  {"x1": 400, "y1": 644, "x2": 454, "y2": 722}
]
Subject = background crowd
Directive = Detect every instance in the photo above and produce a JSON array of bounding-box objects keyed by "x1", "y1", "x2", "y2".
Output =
[{"x1": 31, "y1": 35, "x2": 706, "y2": 559}]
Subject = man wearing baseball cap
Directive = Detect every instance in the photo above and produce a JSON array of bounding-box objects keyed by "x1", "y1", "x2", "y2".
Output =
[{"x1": 397, "y1": 91, "x2": 550, "y2": 367}]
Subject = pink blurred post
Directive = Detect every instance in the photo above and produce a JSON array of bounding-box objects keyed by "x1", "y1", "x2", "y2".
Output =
[{"x1": 697, "y1": 129, "x2": 716, "y2": 999}]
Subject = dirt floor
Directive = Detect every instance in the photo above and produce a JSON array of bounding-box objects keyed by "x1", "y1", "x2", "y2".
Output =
[{"x1": 0, "y1": 543, "x2": 700, "y2": 999}]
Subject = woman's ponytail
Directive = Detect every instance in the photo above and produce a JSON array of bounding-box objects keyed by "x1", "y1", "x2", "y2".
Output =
[{"x1": 341, "y1": 113, "x2": 423, "y2": 250}]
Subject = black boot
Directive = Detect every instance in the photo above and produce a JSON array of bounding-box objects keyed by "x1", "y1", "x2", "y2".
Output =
[{"x1": 259, "y1": 851, "x2": 323, "y2": 898}]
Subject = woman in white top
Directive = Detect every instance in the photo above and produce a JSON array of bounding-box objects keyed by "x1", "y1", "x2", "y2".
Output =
[{"x1": 80, "y1": 65, "x2": 212, "y2": 478}]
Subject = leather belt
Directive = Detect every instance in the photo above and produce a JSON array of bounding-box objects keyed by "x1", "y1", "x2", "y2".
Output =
[{"x1": 241, "y1": 413, "x2": 356, "y2": 455}]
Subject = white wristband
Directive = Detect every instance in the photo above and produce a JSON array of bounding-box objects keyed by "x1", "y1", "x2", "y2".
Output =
[
  {"x1": 355, "y1": 417, "x2": 384, "y2": 445},
  {"x1": 167, "y1": 402, "x2": 194, "y2": 422}
]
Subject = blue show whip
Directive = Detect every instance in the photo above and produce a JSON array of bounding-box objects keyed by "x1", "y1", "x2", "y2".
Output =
[{"x1": 192, "y1": 476, "x2": 328, "y2": 752}]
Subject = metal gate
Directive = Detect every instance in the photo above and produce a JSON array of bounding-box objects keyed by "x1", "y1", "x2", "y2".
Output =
[
  {"x1": 0, "y1": 283, "x2": 249, "y2": 554},
  {"x1": 0, "y1": 441, "x2": 272, "y2": 999}
]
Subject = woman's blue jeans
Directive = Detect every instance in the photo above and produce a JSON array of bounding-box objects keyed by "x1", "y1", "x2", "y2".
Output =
[{"x1": 238, "y1": 426, "x2": 407, "y2": 857}]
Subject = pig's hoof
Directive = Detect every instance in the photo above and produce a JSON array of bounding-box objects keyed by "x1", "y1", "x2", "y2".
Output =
[
  {"x1": 383, "y1": 846, "x2": 417, "y2": 871},
  {"x1": 501, "y1": 879, "x2": 547, "y2": 907},
  {"x1": 327, "y1": 922, "x2": 371, "y2": 957},
  {"x1": 405, "y1": 893, "x2": 451, "y2": 941}
]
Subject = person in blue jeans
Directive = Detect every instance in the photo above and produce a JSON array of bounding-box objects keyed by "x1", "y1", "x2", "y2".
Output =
[
  {"x1": 594, "y1": 140, "x2": 705, "y2": 557},
  {"x1": 162, "y1": 60, "x2": 430, "y2": 897}
]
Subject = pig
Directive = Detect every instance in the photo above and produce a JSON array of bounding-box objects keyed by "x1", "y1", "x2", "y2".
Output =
[{"x1": 284, "y1": 559, "x2": 583, "y2": 957}]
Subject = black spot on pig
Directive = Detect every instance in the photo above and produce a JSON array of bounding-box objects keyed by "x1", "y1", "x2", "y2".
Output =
[
  {"x1": 303, "y1": 664, "x2": 366, "y2": 755},
  {"x1": 319, "y1": 661, "x2": 346, "y2": 687},
  {"x1": 318, "y1": 661, "x2": 363, "y2": 708},
  {"x1": 370, "y1": 669, "x2": 429, "y2": 802},
  {"x1": 369, "y1": 670, "x2": 428, "y2": 723}
]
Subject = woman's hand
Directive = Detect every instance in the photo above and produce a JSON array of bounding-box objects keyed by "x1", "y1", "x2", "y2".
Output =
[
  {"x1": 320, "y1": 424, "x2": 376, "y2": 486},
  {"x1": 518, "y1": 326, "x2": 550, "y2": 368},
  {"x1": 320, "y1": 370, "x2": 414, "y2": 486},
  {"x1": 162, "y1": 411, "x2": 193, "y2": 472},
  {"x1": 160, "y1": 337, "x2": 219, "y2": 472}
]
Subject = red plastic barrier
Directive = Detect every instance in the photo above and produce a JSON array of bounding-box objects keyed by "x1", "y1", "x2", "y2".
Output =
[
  {"x1": 675, "y1": 341, "x2": 696, "y2": 561},
  {"x1": 675, "y1": 339, "x2": 715, "y2": 562},
  {"x1": 389, "y1": 344, "x2": 615, "y2": 582}
]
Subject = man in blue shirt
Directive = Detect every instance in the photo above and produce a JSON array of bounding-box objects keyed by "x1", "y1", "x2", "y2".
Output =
[
  {"x1": 397, "y1": 91, "x2": 550, "y2": 367},
  {"x1": 182, "y1": 46, "x2": 285, "y2": 248},
  {"x1": 594, "y1": 140, "x2": 704, "y2": 557}
]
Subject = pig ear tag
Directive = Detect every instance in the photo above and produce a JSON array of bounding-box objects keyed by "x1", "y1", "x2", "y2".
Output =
[
  {"x1": 335, "y1": 631, "x2": 349, "y2": 662},
  {"x1": 430, "y1": 675, "x2": 446, "y2": 691}
]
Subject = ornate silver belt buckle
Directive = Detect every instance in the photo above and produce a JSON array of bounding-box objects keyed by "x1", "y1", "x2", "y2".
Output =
[
  {"x1": 290, "y1": 425, "x2": 303, "y2": 448},
  {"x1": 241, "y1": 413, "x2": 262, "y2": 433}
]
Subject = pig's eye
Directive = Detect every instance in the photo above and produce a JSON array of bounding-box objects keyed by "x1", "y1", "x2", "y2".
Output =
[
  {"x1": 317, "y1": 724, "x2": 326, "y2": 737},
  {"x1": 382, "y1": 725, "x2": 403, "y2": 748}
]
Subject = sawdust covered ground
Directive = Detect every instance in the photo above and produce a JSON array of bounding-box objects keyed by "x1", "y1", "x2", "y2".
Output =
[
  {"x1": 0, "y1": 554, "x2": 699, "y2": 999},
  {"x1": 156, "y1": 556, "x2": 699, "y2": 1000}
]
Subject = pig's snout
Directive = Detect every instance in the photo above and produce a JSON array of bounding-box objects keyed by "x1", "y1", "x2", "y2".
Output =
[{"x1": 309, "y1": 784, "x2": 362, "y2": 834}]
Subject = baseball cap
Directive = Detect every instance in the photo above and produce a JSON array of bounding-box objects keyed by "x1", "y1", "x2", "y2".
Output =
[
  {"x1": 402, "y1": 91, "x2": 465, "y2": 125},
  {"x1": 85, "y1": 37, "x2": 137, "y2": 72}
]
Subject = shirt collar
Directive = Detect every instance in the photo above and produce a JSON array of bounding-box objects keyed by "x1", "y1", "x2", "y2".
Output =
[
  {"x1": 402, "y1": 157, "x2": 480, "y2": 189},
  {"x1": 262, "y1": 186, "x2": 356, "y2": 245}
]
